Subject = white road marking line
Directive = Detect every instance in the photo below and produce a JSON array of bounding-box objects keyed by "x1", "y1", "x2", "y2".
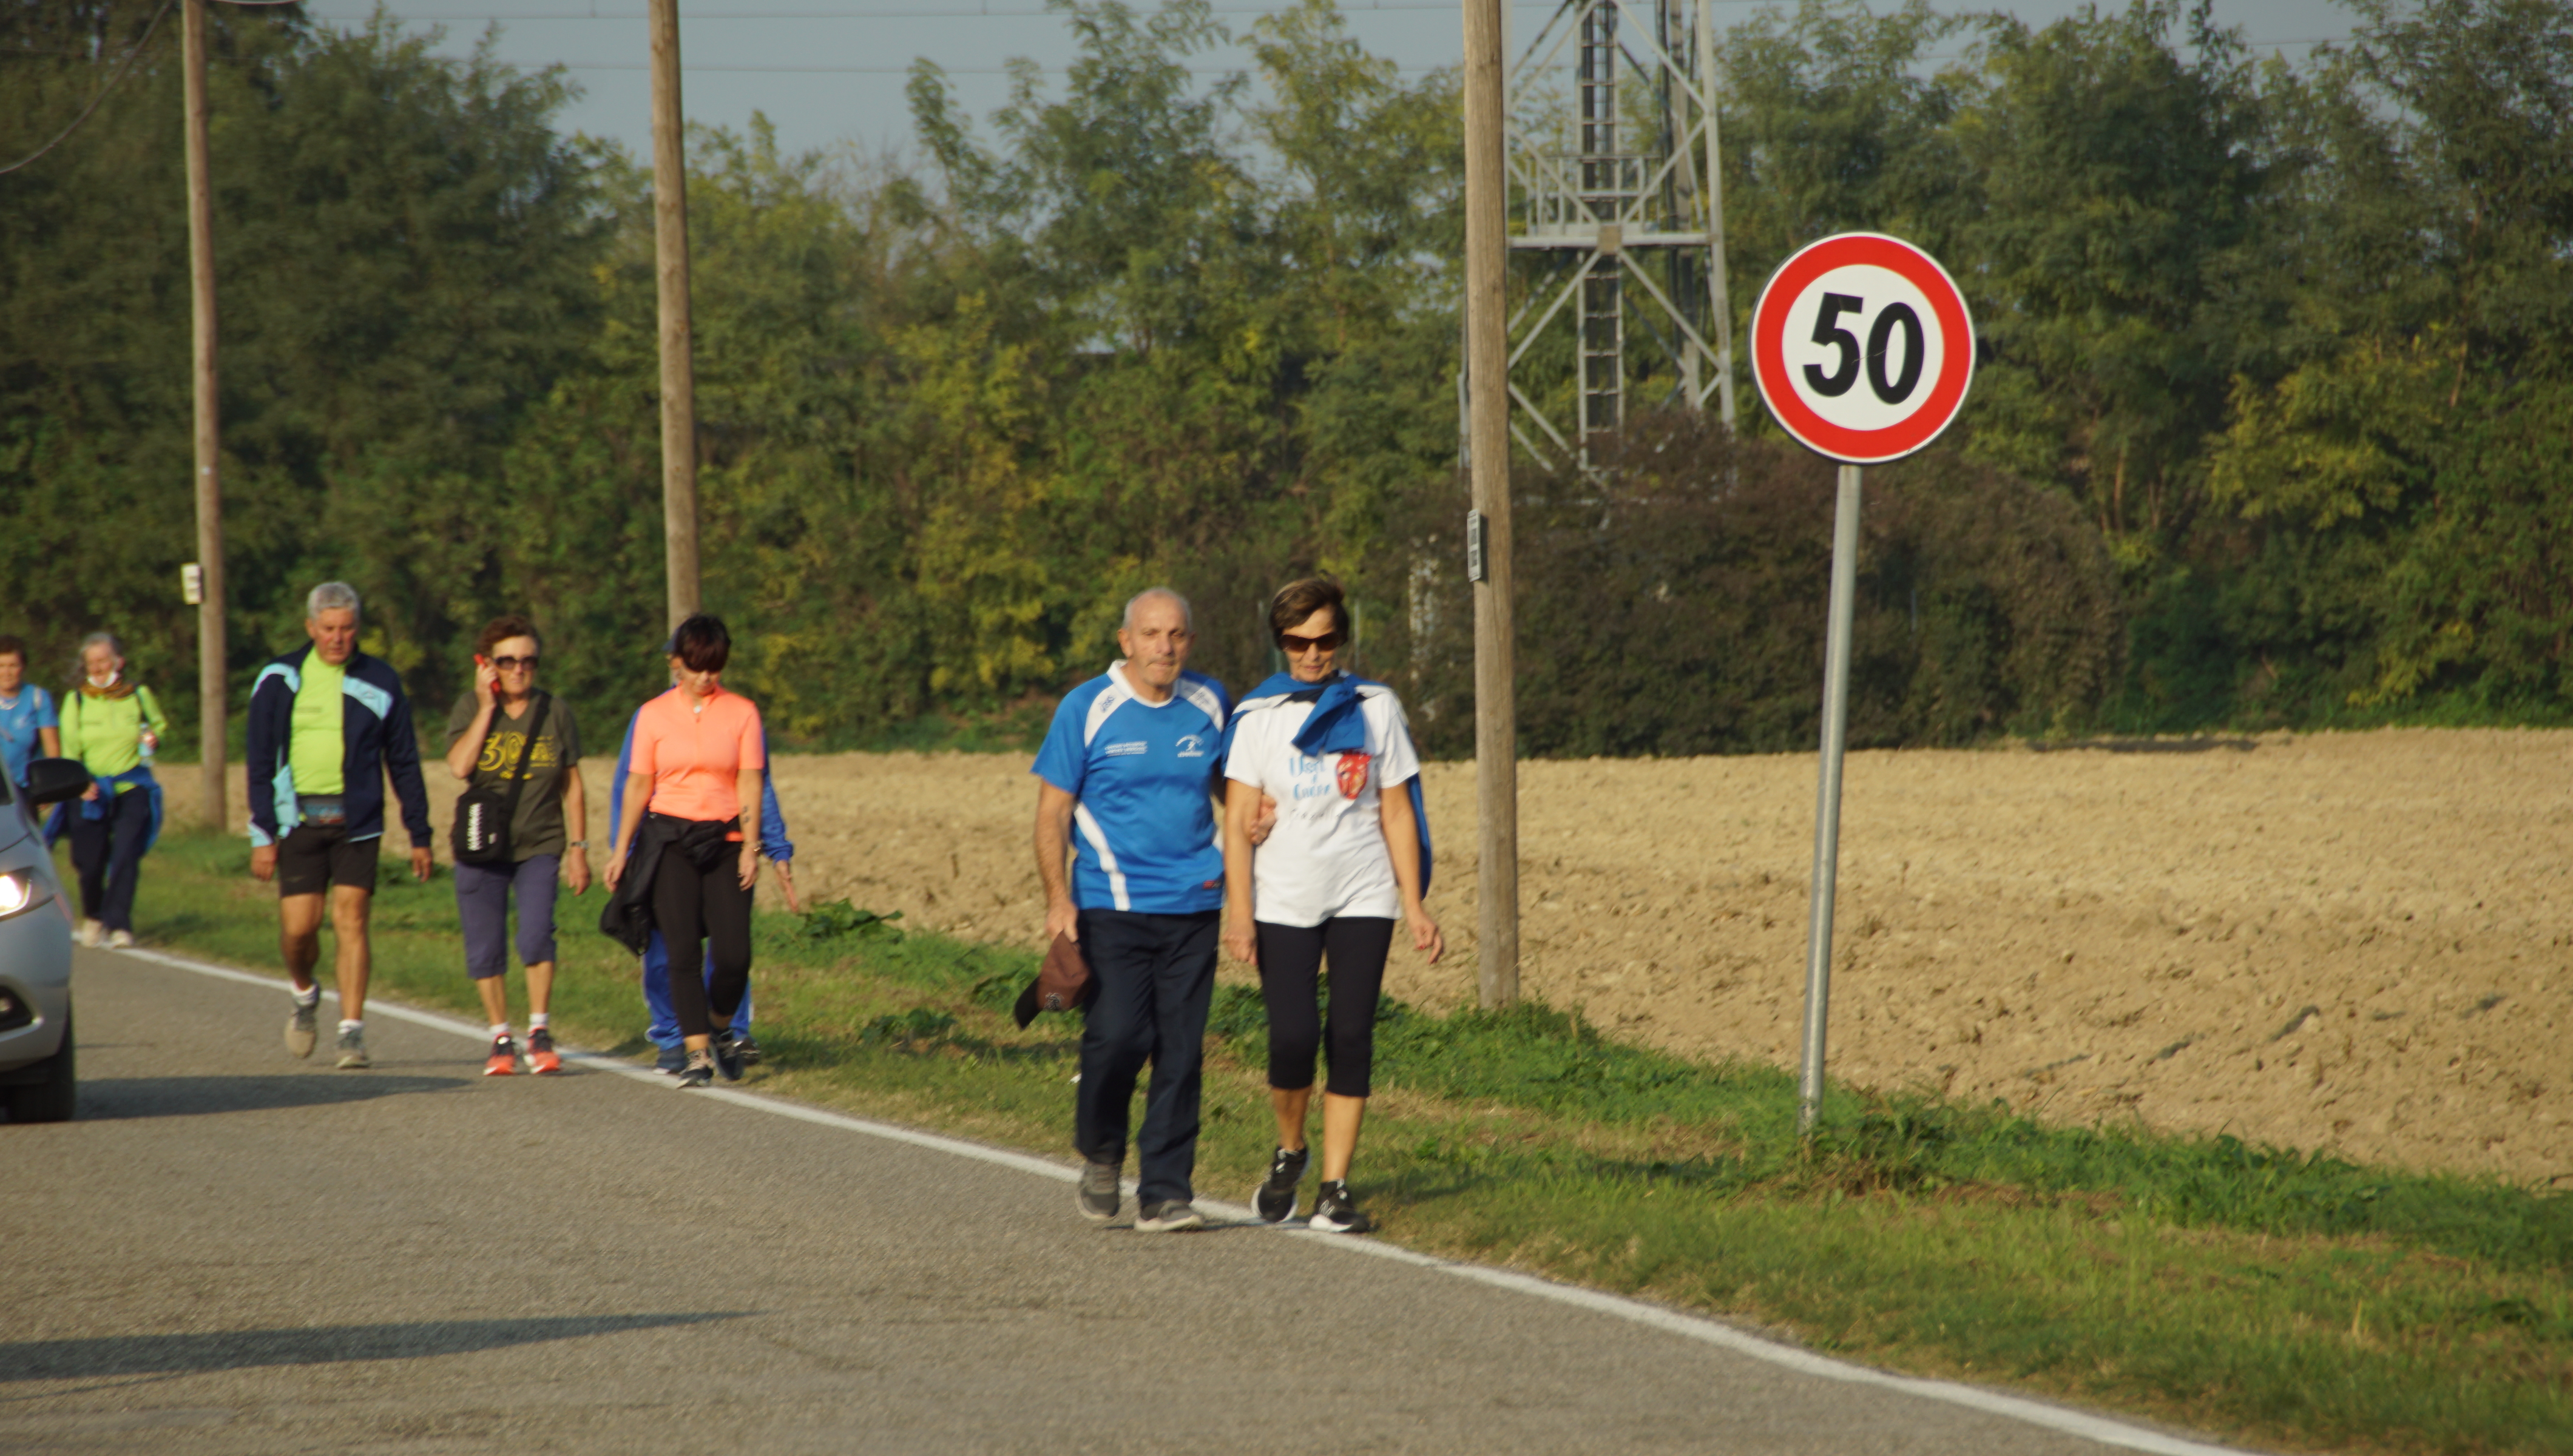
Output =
[{"x1": 109, "y1": 943, "x2": 2253, "y2": 1456}]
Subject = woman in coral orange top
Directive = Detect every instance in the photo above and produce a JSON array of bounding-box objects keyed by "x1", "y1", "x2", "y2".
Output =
[{"x1": 605, "y1": 614, "x2": 766, "y2": 1090}]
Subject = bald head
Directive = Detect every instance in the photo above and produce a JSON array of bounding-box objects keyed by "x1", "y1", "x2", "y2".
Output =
[
  {"x1": 1115, "y1": 587, "x2": 1195, "y2": 703},
  {"x1": 1121, "y1": 588, "x2": 1193, "y2": 633}
]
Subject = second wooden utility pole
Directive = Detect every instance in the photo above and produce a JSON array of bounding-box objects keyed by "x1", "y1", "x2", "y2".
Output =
[
  {"x1": 181, "y1": 0, "x2": 226, "y2": 832},
  {"x1": 1462, "y1": 0, "x2": 1519, "y2": 1008},
  {"x1": 649, "y1": 0, "x2": 700, "y2": 626}
]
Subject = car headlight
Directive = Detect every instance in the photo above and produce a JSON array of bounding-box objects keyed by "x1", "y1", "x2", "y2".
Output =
[{"x1": 0, "y1": 869, "x2": 43, "y2": 919}]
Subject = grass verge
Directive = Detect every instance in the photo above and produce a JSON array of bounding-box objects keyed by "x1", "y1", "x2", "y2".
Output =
[{"x1": 118, "y1": 827, "x2": 2573, "y2": 1455}]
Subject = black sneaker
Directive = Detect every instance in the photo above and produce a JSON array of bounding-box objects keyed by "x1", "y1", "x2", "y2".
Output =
[
  {"x1": 1308, "y1": 1179, "x2": 1371, "y2": 1235},
  {"x1": 1253, "y1": 1145, "x2": 1309, "y2": 1223},
  {"x1": 1077, "y1": 1159, "x2": 1122, "y2": 1223},
  {"x1": 653, "y1": 1044, "x2": 687, "y2": 1075},
  {"x1": 734, "y1": 1032, "x2": 763, "y2": 1067},
  {"x1": 1135, "y1": 1199, "x2": 1207, "y2": 1233},
  {"x1": 674, "y1": 1051, "x2": 715, "y2": 1090},
  {"x1": 711, "y1": 1029, "x2": 745, "y2": 1082}
]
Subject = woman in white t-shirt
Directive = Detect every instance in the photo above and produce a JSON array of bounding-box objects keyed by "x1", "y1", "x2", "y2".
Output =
[{"x1": 1222, "y1": 578, "x2": 1443, "y2": 1234}]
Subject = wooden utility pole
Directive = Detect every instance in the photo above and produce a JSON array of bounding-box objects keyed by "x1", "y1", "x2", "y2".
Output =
[
  {"x1": 649, "y1": 0, "x2": 700, "y2": 625},
  {"x1": 181, "y1": 0, "x2": 226, "y2": 831},
  {"x1": 1463, "y1": 0, "x2": 1518, "y2": 1007}
]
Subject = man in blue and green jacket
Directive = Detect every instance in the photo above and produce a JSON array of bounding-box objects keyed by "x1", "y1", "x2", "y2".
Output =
[{"x1": 244, "y1": 582, "x2": 433, "y2": 1070}]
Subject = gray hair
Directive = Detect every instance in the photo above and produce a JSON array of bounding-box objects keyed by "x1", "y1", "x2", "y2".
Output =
[
  {"x1": 306, "y1": 581, "x2": 361, "y2": 620},
  {"x1": 1121, "y1": 587, "x2": 1194, "y2": 632},
  {"x1": 77, "y1": 632, "x2": 123, "y2": 659}
]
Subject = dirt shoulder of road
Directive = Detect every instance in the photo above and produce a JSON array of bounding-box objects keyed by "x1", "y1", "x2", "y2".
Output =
[{"x1": 196, "y1": 725, "x2": 2571, "y2": 1184}]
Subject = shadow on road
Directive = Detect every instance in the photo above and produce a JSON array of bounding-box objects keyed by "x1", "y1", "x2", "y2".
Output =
[
  {"x1": 0, "y1": 1314, "x2": 749, "y2": 1381},
  {"x1": 70, "y1": 1075, "x2": 466, "y2": 1121}
]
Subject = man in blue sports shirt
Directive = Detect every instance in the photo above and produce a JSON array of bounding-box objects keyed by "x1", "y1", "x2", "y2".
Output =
[{"x1": 1034, "y1": 587, "x2": 1233, "y2": 1232}]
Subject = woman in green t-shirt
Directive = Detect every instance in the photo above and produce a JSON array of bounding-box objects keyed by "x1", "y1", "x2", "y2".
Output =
[{"x1": 55, "y1": 632, "x2": 169, "y2": 949}]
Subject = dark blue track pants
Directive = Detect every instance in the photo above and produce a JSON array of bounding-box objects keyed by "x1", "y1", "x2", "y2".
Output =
[
  {"x1": 1074, "y1": 909, "x2": 1219, "y2": 1205},
  {"x1": 69, "y1": 787, "x2": 152, "y2": 934}
]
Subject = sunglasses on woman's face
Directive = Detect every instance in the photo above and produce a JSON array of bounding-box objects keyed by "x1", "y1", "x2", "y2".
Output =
[
  {"x1": 1279, "y1": 632, "x2": 1344, "y2": 655},
  {"x1": 493, "y1": 655, "x2": 539, "y2": 672}
]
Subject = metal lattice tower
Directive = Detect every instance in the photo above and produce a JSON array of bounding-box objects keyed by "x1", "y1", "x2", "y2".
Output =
[{"x1": 1500, "y1": 0, "x2": 1736, "y2": 466}]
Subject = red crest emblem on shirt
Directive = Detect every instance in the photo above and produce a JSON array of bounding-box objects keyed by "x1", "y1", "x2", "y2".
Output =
[{"x1": 1334, "y1": 751, "x2": 1371, "y2": 800}]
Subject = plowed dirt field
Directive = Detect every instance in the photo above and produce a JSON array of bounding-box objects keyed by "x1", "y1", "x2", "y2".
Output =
[{"x1": 286, "y1": 728, "x2": 2573, "y2": 1183}]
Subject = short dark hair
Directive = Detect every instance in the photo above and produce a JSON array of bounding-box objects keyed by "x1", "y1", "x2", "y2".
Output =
[
  {"x1": 1269, "y1": 578, "x2": 1347, "y2": 641},
  {"x1": 474, "y1": 613, "x2": 541, "y2": 659},
  {"x1": 669, "y1": 613, "x2": 731, "y2": 673},
  {"x1": 0, "y1": 635, "x2": 23, "y2": 667}
]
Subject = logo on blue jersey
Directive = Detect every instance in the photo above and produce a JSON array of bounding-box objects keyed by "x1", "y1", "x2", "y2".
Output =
[
  {"x1": 1175, "y1": 734, "x2": 1206, "y2": 758},
  {"x1": 1104, "y1": 740, "x2": 1148, "y2": 757}
]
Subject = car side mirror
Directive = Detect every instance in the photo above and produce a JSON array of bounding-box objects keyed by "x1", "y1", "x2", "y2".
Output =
[{"x1": 22, "y1": 758, "x2": 93, "y2": 808}]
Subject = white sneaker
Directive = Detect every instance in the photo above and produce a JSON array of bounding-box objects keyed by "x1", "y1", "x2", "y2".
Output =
[
  {"x1": 107, "y1": 929, "x2": 135, "y2": 949},
  {"x1": 75, "y1": 920, "x2": 102, "y2": 948}
]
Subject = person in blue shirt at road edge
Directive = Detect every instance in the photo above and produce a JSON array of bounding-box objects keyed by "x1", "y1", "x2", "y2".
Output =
[{"x1": 1033, "y1": 587, "x2": 1235, "y2": 1233}]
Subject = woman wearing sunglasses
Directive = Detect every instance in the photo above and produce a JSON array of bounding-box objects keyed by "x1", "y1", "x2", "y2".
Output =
[
  {"x1": 444, "y1": 615, "x2": 589, "y2": 1075},
  {"x1": 1222, "y1": 578, "x2": 1441, "y2": 1233}
]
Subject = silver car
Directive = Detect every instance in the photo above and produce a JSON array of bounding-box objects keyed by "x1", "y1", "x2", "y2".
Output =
[{"x1": 1, "y1": 757, "x2": 95, "y2": 1123}]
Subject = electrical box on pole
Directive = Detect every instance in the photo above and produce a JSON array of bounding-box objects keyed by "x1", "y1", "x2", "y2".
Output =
[
  {"x1": 1464, "y1": 0, "x2": 1520, "y2": 1009},
  {"x1": 182, "y1": 0, "x2": 227, "y2": 832}
]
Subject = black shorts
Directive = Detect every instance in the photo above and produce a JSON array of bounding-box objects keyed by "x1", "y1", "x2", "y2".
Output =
[{"x1": 277, "y1": 823, "x2": 380, "y2": 897}]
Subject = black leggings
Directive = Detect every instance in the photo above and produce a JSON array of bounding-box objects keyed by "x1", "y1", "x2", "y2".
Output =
[
  {"x1": 1256, "y1": 917, "x2": 1394, "y2": 1098},
  {"x1": 652, "y1": 838, "x2": 752, "y2": 1039}
]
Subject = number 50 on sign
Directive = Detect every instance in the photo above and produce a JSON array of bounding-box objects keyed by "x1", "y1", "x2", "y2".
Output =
[{"x1": 1753, "y1": 232, "x2": 1975, "y2": 465}]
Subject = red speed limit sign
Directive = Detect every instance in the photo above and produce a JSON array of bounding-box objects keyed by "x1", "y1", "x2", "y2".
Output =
[
  {"x1": 1750, "y1": 232, "x2": 1975, "y2": 464},
  {"x1": 1753, "y1": 232, "x2": 1980, "y2": 1136}
]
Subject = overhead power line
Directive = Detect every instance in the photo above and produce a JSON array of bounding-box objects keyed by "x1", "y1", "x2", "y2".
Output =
[
  {"x1": 524, "y1": 57, "x2": 1445, "y2": 70},
  {"x1": 440, "y1": 33, "x2": 2333, "y2": 75},
  {"x1": 0, "y1": 0, "x2": 179, "y2": 177},
  {"x1": 311, "y1": 1, "x2": 1719, "y2": 15},
  {"x1": 0, "y1": 0, "x2": 316, "y2": 178}
]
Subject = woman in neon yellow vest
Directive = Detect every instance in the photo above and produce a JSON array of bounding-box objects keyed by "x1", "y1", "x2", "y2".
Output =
[{"x1": 55, "y1": 632, "x2": 169, "y2": 949}]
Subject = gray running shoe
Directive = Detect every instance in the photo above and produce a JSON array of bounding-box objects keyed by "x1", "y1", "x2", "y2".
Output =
[
  {"x1": 285, "y1": 1000, "x2": 320, "y2": 1059},
  {"x1": 334, "y1": 1026, "x2": 370, "y2": 1070},
  {"x1": 1253, "y1": 1145, "x2": 1308, "y2": 1223},
  {"x1": 711, "y1": 1028, "x2": 745, "y2": 1082},
  {"x1": 1077, "y1": 1159, "x2": 1122, "y2": 1223},
  {"x1": 1135, "y1": 1199, "x2": 1207, "y2": 1233},
  {"x1": 675, "y1": 1050, "x2": 715, "y2": 1090}
]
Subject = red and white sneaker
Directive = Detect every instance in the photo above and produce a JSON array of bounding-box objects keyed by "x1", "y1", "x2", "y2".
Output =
[
  {"x1": 484, "y1": 1034, "x2": 520, "y2": 1076},
  {"x1": 526, "y1": 1027, "x2": 562, "y2": 1076}
]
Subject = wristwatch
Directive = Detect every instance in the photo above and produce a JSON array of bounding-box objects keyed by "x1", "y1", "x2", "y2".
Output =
[{"x1": 566, "y1": 840, "x2": 589, "y2": 849}]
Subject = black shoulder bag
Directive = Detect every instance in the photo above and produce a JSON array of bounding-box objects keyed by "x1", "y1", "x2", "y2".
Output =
[{"x1": 451, "y1": 692, "x2": 550, "y2": 866}]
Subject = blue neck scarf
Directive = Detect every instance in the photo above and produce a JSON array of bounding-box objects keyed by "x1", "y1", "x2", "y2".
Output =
[{"x1": 1228, "y1": 670, "x2": 1432, "y2": 895}]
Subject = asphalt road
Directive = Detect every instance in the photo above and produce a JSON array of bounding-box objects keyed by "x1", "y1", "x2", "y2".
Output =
[{"x1": 4, "y1": 947, "x2": 2239, "y2": 1456}]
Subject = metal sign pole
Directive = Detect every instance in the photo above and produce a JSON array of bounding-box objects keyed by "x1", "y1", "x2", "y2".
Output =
[{"x1": 1796, "y1": 462, "x2": 1862, "y2": 1136}]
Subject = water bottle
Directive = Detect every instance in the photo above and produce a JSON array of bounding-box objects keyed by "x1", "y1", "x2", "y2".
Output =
[{"x1": 138, "y1": 725, "x2": 157, "y2": 766}]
